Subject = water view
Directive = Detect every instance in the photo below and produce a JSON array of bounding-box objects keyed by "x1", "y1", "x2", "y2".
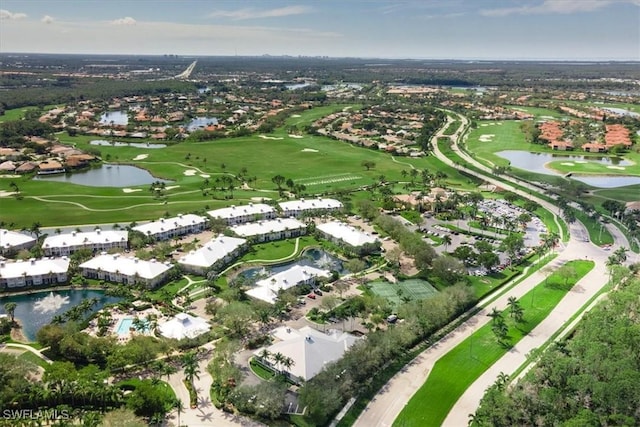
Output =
[
  {"x1": 90, "y1": 140, "x2": 167, "y2": 148},
  {"x1": 99, "y1": 111, "x2": 129, "y2": 126},
  {"x1": 572, "y1": 175, "x2": 640, "y2": 188},
  {"x1": 496, "y1": 150, "x2": 631, "y2": 175},
  {"x1": 34, "y1": 164, "x2": 172, "y2": 187},
  {"x1": 187, "y1": 117, "x2": 219, "y2": 131},
  {"x1": 241, "y1": 248, "x2": 347, "y2": 281},
  {"x1": 0, "y1": 289, "x2": 122, "y2": 341}
]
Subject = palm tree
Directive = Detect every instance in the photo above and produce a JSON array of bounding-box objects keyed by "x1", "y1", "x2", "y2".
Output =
[
  {"x1": 442, "y1": 234, "x2": 452, "y2": 252},
  {"x1": 272, "y1": 352, "x2": 286, "y2": 374},
  {"x1": 4, "y1": 302, "x2": 17, "y2": 323},
  {"x1": 182, "y1": 351, "x2": 200, "y2": 389},
  {"x1": 507, "y1": 296, "x2": 524, "y2": 322},
  {"x1": 258, "y1": 348, "x2": 272, "y2": 366},
  {"x1": 173, "y1": 398, "x2": 185, "y2": 427}
]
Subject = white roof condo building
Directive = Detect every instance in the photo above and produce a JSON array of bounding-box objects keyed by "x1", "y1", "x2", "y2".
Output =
[
  {"x1": 231, "y1": 217, "x2": 307, "y2": 242},
  {"x1": 316, "y1": 221, "x2": 378, "y2": 248},
  {"x1": 254, "y1": 326, "x2": 360, "y2": 382},
  {"x1": 79, "y1": 253, "x2": 173, "y2": 288},
  {"x1": 132, "y1": 214, "x2": 207, "y2": 241},
  {"x1": 159, "y1": 313, "x2": 210, "y2": 340},
  {"x1": 178, "y1": 235, "x2": 247, "y2": 275},
  {"x1": 0, "y1": 257, "x2": 70, "y2": 288},
  {"x1": 279, "y1": 198, "x2": 343, "y2": 217},
  {"x1": 43, "y1": 229, "x2": 128, "y2": 256},
  {"x1": 0, "y1": 229, "x2": 37, "y2": 254},
  {"x1": 246, "y1": 265, "x2": 330, "y2": 304},
  {"x1": 207, "y1": 203, "x2": 276, "y2": 225}
]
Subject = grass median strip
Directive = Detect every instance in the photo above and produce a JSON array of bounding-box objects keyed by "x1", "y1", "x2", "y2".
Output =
[{"x1": 393, "y1": 259, "x2": 594, "y2": 427}]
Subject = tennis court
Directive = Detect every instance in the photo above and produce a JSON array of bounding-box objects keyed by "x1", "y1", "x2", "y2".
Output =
[{"x1": 368, "y1": 279, "x2": 438, "y2": 305}]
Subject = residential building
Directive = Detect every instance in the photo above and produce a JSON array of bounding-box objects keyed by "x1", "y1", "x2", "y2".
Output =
[
  {"x1": 246, "y1": 265, "x2": 331, "y2": 304},
  {"x1": 253, "y1": 326, "x2": 360, "y2": 382},
  {"x1": 132, "y1": 214, "x2": 207, "y2": 241},
  {"x1": 582, "y1": 143, "x2": 608, "y2": 153},
  {"x1": 177, "y1": 235, "x2": 247, "y2": 275},
  {"x1": 0, "y1": 229, "x2": 37, "y2": 255},
  {"x1": 79, "y1": 253, "x2": 173, "y2": 288},
  {"x1": 158, "y1": 313, "x2": 210, "y2": 340},
  {"x1": 231, "y1": 217, "x2": 307, "y2": 242},
  {"x1": 42, "y1": 229, "x2": 128, "y2": 256},
  {"x1": 207, "y1": 203, "x2": 276, "y2": 225},
  {"x1": 316, "y1": 221, "x2": 380, "y2": 254},
  {"x1": 0, "y1": 257, "x2": 70, "y2": 289},
  {"x1": 279, "y1": 198, "x2": 343, "y2": 218}
]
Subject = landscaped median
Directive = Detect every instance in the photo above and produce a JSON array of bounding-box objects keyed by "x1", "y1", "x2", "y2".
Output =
[{"x1": 392, "y1": 259, "x2": 594, "y2": 427}]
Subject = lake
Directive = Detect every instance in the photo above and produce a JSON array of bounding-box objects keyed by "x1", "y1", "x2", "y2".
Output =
[
  {"x1": 572, "y1": 175, "x2": 640, "y2": 188},
  {"x1": 90, "y1": 140, "x2": 167, "y2": 149},
  {"x1": 496, "y1": 150, "x2": 631, "y2": 175},
  {"x1": 241, "y1": 248, "x2": 347, "y2": 281},
  {"x1": 34, "y1": 164, "x2": 172, "y2": 187},
  {"x1": 0, "y1": 289, "x2": 122, "y2": 341},
  {"x1": 99, "y1": 111, "x2": 129, "y2": 126}
]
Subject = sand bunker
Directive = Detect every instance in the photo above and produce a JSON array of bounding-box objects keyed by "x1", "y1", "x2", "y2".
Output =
[
  {"x1": 200, "y1": 174, "x2": 210, "y2": 178},
  {"x1": 183, "y1": 170, "x2": 197, "y2": 176},
  {"x1": 133, "y1": 154, "x2": 148, "y2": 161},
  {"x1": 122, "y1": 188, "x2": 142, "y2": 193},
  {"x1": 289, "y1": 134, "x2": 303, "y2": 139},
  {"x1": 258, "y1": 135, "x2": 283, "y2": 140},
  {"x1": 291, "y1": 114, "x2": 301, "y2": 118},
  {"x1": 302, "y1": 148, "x2": 319, "y2": 153},
  {"x1": 607, "y1": 166, "x2": 626, "y2": 170},
  {"x1": 561, "y1": 162, "x2": 575, "y2": 166},
  {"x1": 480, "y1": 124, "x2": 489, "y2": 127},
  {"x1": 478, "y1": 134, "x2": 495, "y2": 142},
  {"x1": 0, "y1": 191, "x2": 17, "y2": 197},
  {"x1": 165, "y1": 185, "x2": 180, "y2": 190},
  {"x1": 251, "y1": 197, "x2": 271, "y2": 202},
  {"x1": 575, "y1": 161, "x2": 587, "y2": 164}
]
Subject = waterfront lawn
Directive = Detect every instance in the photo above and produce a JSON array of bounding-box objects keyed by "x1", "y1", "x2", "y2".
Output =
[
  {"x1": 240, "y1": 236, "x2": 321, "y2": 263},
  {"x1": 394, "y1": 259, "x2": 594, "y2": 427}
]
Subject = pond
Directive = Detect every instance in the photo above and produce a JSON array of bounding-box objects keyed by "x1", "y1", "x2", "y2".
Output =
[
  {"x1": 34, "y1": 164, "x2": 172, "y2": 187},
  {"x1": 571, "y1": 175, "x2": 640, "y2": 188},
  {"x1": 186, "y1": 117, "x2": 219, "y2": 131},
  {"x1": 90, "y1": 140, "x2": 167, "y2": 149},
  {"x1": 0, "y1": 289, "x2": 122, "y2": 341},
  {"x1": 240, "y1": 248, "x2": 348, "y2": 281},
  {"x1": 99, "y1": 111, "x2": 129, "y2": 126},
  {"x1": 496, "y1": 150, "x2": 632, "y2": 175}
]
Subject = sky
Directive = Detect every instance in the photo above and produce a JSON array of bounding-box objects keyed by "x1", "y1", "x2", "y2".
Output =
[{"x1": 1, "y1": 0, "x2": 639, "y2": 60}]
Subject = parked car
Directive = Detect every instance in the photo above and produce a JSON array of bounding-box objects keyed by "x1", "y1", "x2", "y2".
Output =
[
  {"x1": 307, "y1": 293, "x2": 316, "y2": 299},
  {"x1": 313, "y1": 289, "x2": 323, "y2": 296}
]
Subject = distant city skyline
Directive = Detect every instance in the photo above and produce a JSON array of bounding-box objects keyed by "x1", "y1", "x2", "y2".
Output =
[{"x1": 1, "y1": 0, "x2": 639, "y2": 61}]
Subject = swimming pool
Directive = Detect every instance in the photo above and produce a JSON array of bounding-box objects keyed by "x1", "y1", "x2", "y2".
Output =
[{"x1": 115, "y1": 318, "x2": 134, "y2": 336}]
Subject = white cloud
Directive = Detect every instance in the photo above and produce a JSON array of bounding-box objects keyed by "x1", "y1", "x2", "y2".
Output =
[
  {"x1": 208, "y1": 5, "x2": 312, "y2": 20},
  {"x1": 480, "y1": 0, "x2": 638, "y2": 17},
  {"x1": 111, "y1": 16, "x2": 136, "y2": 25},
  {"x1": 41, "y1": 15, "x2": 54, "y2": 24},
  {"x1": 0, "y1": 9, "x2": 27, "y2": 20}
]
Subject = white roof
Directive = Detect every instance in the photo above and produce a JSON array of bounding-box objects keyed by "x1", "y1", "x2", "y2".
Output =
[
  {"x1": 246, "y1": 265, "x2": 330, "y2": 304},
  {"x1": 132, "y1": 214, "x2": 207, "y2": 236},
  {"x1": 256, "y1": 326, "x2": 359, "y2": 381},
  {"x1": 231, "y1": 217, "x2": 306, "y2": 237},
  {"x1": 279, "y1": 198, "x2": 343, "y2": 212},
  {"x1": 178, "y1": 235, "x2": 246, "y2": 269},
  {"x1": 0, "y1": 257, "x2": 70, "y2": 279},
  {"x1": 207, "y1": 203, "x2": 275, "y2": 220},
  {"x1": 159, "y1": 313, "x2": 210, "y2": 340},
  {"x1": 43, "y1": 229, "x2": 128, "y2": 249},
  {"x1": 79, "y1": 254, "x2": 172, "y2": 279},
  {"x1": 0, "y1": 229, "x2": 36, "y2": 250},
  {"x1": 316, "y1": 221, "x2": 378, "y2": 247}
]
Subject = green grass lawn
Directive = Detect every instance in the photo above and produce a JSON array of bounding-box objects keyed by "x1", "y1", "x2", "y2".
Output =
[
  {"x1": 368, "y1": 279, "x2": 438, "y2": 305},
  {"x1": 239, "y1": 236, "x2": 321, "y2": 263},
  {"x1": 394, "y1": 259, "x2": 594, "y2": 427},
  {"x1": 18, "y1": 350, "x2": 50, "y2": 370}
]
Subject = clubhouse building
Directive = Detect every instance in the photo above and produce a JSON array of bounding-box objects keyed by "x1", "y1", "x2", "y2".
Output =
[
  {"x1": 207, "y1": 203, "x2": 276, "y2": 225},
  {"x1": 177, "y1": 235, "x2": 247, "y2": 275},
  {"x1": 279, "y1": 198, "x2": 343, "y2": 218},
  {"x1": 131, "y1": 214, "x2": 208, "y2": 241},
  {"x1": 0, "y1": 229, "x2": 37, "y2": 255},
  {"x1": 79, "y1": 253, "x2": 173, "y2": 288},
  {"x1": 0, "y1": 257, "x2": 70, "y2": 289},
  {"x1": 42, "y1": 229, "x2": 129, "y2": 256},
  {"x1": 231, "y1": 217, "x2": 307, "y2": 242}
]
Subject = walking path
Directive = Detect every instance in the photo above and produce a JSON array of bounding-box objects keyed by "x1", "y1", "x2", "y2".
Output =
[
  {"x1": 353, "y1": 111, "x2": 624, "y2": 427},
  {"x1": 2, "y1": 343, "x2": 53, "y2": 364}
]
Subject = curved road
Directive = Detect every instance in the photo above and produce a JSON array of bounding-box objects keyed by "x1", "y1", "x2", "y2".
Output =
[{"x1": 353, "y1": 112, "x2": 625, "y2": 427}]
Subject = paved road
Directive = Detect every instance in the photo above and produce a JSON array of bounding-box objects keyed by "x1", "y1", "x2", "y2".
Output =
[{"x1": 353, "y1": 112, "x2": 624, "y2": 427}]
